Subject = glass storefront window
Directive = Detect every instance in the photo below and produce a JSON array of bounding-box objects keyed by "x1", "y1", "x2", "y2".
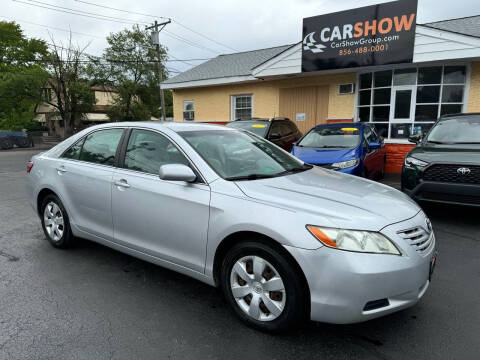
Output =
[
  {"x1": 418, "y1": 67, "x2": 442, "y2": 85},
  {"x1": 390, "y1": 123, "x2": 412, "y2": 139},
  {"x1": 441, "y1": 104, "x2": 462, "y2": 116},
  {"x1": 358, "y1": 107, "x2": 370, "y2": 122},
  {"x1": 416, "y1": 86, "x2": 440, "y2": 103},
  {"x1": 374, "y1": 71, "x2": 392, "y2": 87},
  {"x1": 359, "y1": 73, "x2": 372, "y2": 89},
  {"x1": 443, "y1": 66, "x2": 466, "y2": 84},
  {"x1": 373, "y1": 88, "x2": 391, "y2": 105},
  {"x1": 415, "y1": 105, "x2": 439, "y2": 121},
  {"x1": 441, "y1": 85, "x2": 464, "y2": 103},
  {"x1": 413, "y1": 123, "x2": 434, "y2": 136},
  {"x1": 359, "y1": 90, "x2": 371, "y2": 106},
  {"x1": 372, "y1": 106, "x2": 390, "y2": 122},
  {"x1": 356, "y1": 65, "x2": 466, "y2": 140},
  {"x1": 393, "y1": 68, "x2": 416, "y2": 85},
  {"x1": 374, "y1": 123, "x2": 389, "y2": 139}
]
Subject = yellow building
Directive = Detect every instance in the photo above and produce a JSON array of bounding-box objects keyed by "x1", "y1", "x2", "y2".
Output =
[{"x1": 163, "y1": 15, "x2": 480, "y2": 172}]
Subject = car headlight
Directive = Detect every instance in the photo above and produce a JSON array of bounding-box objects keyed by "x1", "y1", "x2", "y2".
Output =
[
  {"x1": 404, "y1": 156, "x2": 428, "y2": 168},
  {"x1": 331, "y1": 158, "x2": 359, "y2": 169},
  {"x1": 306, "y1": 225, "x2": 401, "y2": 255}
]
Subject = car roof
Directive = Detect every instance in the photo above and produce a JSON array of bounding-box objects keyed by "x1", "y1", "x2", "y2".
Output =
[
  {"x1": 440, "y1": 113, "x2": 480, "y2": 120},
  {"x1": 314, "y1": 122, "x2": 365, "y2": 128},
  {"x1": 85, "y1": 121, "x2": 235, "y2": 133}
]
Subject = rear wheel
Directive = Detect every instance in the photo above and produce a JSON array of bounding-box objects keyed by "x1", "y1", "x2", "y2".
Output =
[
  {"x1": 220, "y1": 241, "x2": 308, "y2": 332},
  {"x1": 0, "y1": 138, "x2": 13, "y2": 150},
  {"x1": 40, "y1": 194, "x2": 75, "y2": 249}
]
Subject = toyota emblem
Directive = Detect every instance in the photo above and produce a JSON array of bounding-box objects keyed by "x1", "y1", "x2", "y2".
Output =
[{"x1": 457, "y1": 167, "x2": 471, "y2": 175}]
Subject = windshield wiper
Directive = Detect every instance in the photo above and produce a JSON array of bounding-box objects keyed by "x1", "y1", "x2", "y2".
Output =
[
  {"x1": 225, "y1": 173, "x2": 277, "y2": 181},
  {"x1": 427, "y1": 140, "x2": 450, "y2": 144},
  {"x1": 274, "y1": 165, "x2": 313, "y2": 176}
]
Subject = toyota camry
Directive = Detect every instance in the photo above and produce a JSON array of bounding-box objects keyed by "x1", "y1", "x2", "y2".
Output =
[{"x1": 27, "y1": 122, "x2": 436, "y2": 332}]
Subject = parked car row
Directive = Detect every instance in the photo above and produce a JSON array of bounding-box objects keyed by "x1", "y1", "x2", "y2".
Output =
[
  {"x1": 226, "y1": 118, "x2": 387, "y2": 180},
  {"x1": 0, "y1": 131, "x2": 34, "y2": 150}
]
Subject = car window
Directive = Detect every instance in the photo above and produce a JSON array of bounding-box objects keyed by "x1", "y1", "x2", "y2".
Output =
[
  {"x1": 279, "y1": 121, "x2": 293, "y2": 136},
  {"x1": 269, "y1": 122, "x2": 283, "y2": 137},
  {"x1": 226, "y1": 121, "x2": 269, "y2": 137},
  {"x1": 286, "y1": 121, "x2": 299, "y2": 134},
  {"x1": 427, "y1": 116, "x2": 480, "y2": 144},
  {"x1": 124, "y1": 129, "x2": 190, "y2": 174},
  {"x1": 62, "y1": 138, "x2": 85, "y2": 160},
  {"x1": 298, "y1": 126, "x2": 361, "y2": 148},
  {"x1": 180, "y1": 130, "x2": 310, "y2": 180},
  {"x1": 364, "y1": 126, "x2": 375, "y2": 144},
  {"x1": 78, "y1": 129, "x2": 123, "y2": 166}
]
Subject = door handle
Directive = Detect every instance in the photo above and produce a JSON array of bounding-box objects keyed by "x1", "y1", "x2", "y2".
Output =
[
  {"x1": 114, "y1": 179, "x2": 131, "y2": 189},
  {"x1": 56, "y1": 166, "x2": 67, "y2": 174}
]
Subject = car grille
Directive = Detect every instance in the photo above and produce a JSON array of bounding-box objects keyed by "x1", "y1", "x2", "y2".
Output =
[
  {"x1": 397, "y1": 227, "x2": 434, "y2": 252},
  {"x1": 423, "y1": 164, "x2": 480, "y2": 184},
  {"x1": 421, "y1": 191, "x2": 480, "y2": 205}
]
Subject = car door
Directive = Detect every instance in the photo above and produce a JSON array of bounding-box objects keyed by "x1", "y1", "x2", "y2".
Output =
[
  {"x1": 362, "y1": 125, "x2": 383, "y2": 177},
  {"x1": 111, "y1": 128, "x2": 210, "y2": 273},
  {"x1": 57, "y1": 128, "x2": 125, "y2": 241}
]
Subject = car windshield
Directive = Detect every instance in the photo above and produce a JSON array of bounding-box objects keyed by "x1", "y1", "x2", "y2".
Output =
[
  {"x1": 225, "y1": 121, "x2": 269, "y2": 137},
  {"x1": 427, "y1": 117, "x2": 480, "y2": 144},
  {"x1": 180, "y1": 130, "x2": 311, "y2": 180},
  {"x1": 298, "y1": 126, "x2": 361, "y2": 148}
]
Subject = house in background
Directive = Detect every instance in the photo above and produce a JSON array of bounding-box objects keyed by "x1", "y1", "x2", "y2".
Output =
[
  {"x1": 34, "y1": 84, "x2": 118, "y2": 138},
  {"x1": 163, "y1": 15, "x2": 480, "y2": 173}
]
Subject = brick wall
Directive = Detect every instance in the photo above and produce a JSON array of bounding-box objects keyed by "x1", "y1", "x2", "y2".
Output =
[{"x1": 385, "y1": 143, "x2": 415, "y2": 173}]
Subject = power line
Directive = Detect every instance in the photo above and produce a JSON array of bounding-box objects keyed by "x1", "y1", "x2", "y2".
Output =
[
  {"x1": 12, "y1": 0, "x2": 147, "y2": 26},
  {"x1": 73, "y1": 0, "x2": 239, "y2": 52},
  {"x1": 13, "y1": 0, "x2": 222, "y2": 54},
  {"x1": 1, "y1": 16, "x2": 104, "y2": 39}
]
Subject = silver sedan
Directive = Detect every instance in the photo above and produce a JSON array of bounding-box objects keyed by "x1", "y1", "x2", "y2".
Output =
[{"x1": 26, "y1": 122, "x2": 436, "y2": 332}]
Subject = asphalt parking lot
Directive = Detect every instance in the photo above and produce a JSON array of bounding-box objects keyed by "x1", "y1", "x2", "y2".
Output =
[{"x1": 1, "y1": 148, "x2": 479, "y2": 360}]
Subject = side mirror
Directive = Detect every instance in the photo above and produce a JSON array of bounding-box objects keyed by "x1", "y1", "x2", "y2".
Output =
[
  {"x1": 408, "y1": 134, "x2": 422, "y2": 144},
  {"x1": 368, "y1": 142, "x2": 381, "y2": 149},
  {"x1": 159, "y1": 164, "x2": 197, "y2": 183},
  {"x1": 269, "y1": 133, "x2": 282, "y2": 140}
]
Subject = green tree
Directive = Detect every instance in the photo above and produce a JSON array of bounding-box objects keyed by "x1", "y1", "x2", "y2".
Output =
[
  {"x1": 0, "y1": 21, "x2": 48, "y2": 130},
  {"x1": 88, "y1": 25, "x2": 170, "y2": 122}
]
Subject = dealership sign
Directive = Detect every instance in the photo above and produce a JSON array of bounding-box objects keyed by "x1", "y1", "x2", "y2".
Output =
[{"x1": 302, "y1": 0, "x2": 417, "y2": 72}]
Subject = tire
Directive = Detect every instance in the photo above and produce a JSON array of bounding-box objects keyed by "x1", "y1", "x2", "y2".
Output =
[
  {"x1": 0, "y1": 138, "x2": 13, "y2": 150},
  {"x1": 40, "y1": 194, "x2": 75, "y2": 249},
  {"x1": 220, "y1": 241, "x2": 308, "y2": 333},
  {"x1": 15, "y1": 137, "x2": 31, "y2": 148}
]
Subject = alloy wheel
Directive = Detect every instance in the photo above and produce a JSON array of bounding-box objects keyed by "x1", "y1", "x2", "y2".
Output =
[
  {"x1": 43, "y1": 202, "x2": 64, "y2": 242},
  {"x1": 230, "y1": 255, "x2": 286, "y2": 322}
]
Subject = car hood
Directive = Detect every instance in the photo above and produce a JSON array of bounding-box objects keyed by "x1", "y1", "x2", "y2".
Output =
[
  {"x1": 234, "y1": 167, "x2": 420, "y2": 231},
  {"x1": 409, "y1": 143, "x2": 480, "y2": 164},
  {"x1": 292, "y1": 146, "x2": 357, "y2": 164}
]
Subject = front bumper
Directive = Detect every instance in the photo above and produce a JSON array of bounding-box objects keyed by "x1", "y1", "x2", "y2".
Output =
[
  {"x1": 404, "y1": 180, "x2": 480, "y2": 207},
  {"x1": 285, "y1": 212, "x2": 436, "y2": 324}
]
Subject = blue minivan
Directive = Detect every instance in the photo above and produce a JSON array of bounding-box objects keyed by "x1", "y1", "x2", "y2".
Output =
[{"x1": 291, "y1": 123, "x2": 386, "y2": 179}]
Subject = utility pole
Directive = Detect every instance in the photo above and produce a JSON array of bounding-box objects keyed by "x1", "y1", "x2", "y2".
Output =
[{"x1": 146, "y1": 19, "x2": 171, "y2": 122}]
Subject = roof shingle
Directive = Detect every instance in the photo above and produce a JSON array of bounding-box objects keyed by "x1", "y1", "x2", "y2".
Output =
[
  {"x1": 163, "y1": 44, "x2": 293, "y2": 84},
  {"x1": 423, "y1": 15, "x2": 480, "y2": 38}
]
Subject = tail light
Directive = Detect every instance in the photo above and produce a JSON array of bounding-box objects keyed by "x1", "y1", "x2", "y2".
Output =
[{"x1": 27, "y1": 161, "x2": 34, "y2": 173}]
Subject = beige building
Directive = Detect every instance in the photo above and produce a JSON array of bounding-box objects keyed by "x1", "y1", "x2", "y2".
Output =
[
  {"x1": 163, "y1": 15, "x2": 480, "y2": 172},
  {"x1": 34, "y1": 84, "x2": 118, "y2": 138}
]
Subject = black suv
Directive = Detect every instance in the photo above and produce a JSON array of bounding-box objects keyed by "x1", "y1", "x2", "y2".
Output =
[
  {"x1": 226, "y1": 118, "x2": 302, "y2": 152},
  {"x1": 401, "y1": 113, "x2": 480, "y2": 206}
]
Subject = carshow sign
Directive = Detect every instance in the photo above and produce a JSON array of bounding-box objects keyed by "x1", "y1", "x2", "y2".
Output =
[{"x1": 302, "y1": 0, "x2": 417, "y2": 72}]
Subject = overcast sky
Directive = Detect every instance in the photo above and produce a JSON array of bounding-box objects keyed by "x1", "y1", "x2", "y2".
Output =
[{"x1": 3, "y1": 0, "x2": 480, "y2": 75}]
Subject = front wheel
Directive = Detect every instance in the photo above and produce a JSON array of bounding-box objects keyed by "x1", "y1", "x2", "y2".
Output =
[{"x1": 220, "y1": 241, "x2": 308, "y2": 332}]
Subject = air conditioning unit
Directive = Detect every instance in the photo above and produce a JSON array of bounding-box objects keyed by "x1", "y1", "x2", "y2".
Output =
[
  {"x1": 183, "y1": 111, "x2": 194, "y2": 121},
  {"x1": 338, "y1": 83, "x2": 355, "y2": 94}
]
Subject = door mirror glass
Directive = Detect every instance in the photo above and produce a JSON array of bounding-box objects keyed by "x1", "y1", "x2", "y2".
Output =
[
  {"x1": 159, "y1": 164, "x2": 197, "y2": 182},
  {"x1": 368, "y1": 142, "x2": 381, "y2": 149}
]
